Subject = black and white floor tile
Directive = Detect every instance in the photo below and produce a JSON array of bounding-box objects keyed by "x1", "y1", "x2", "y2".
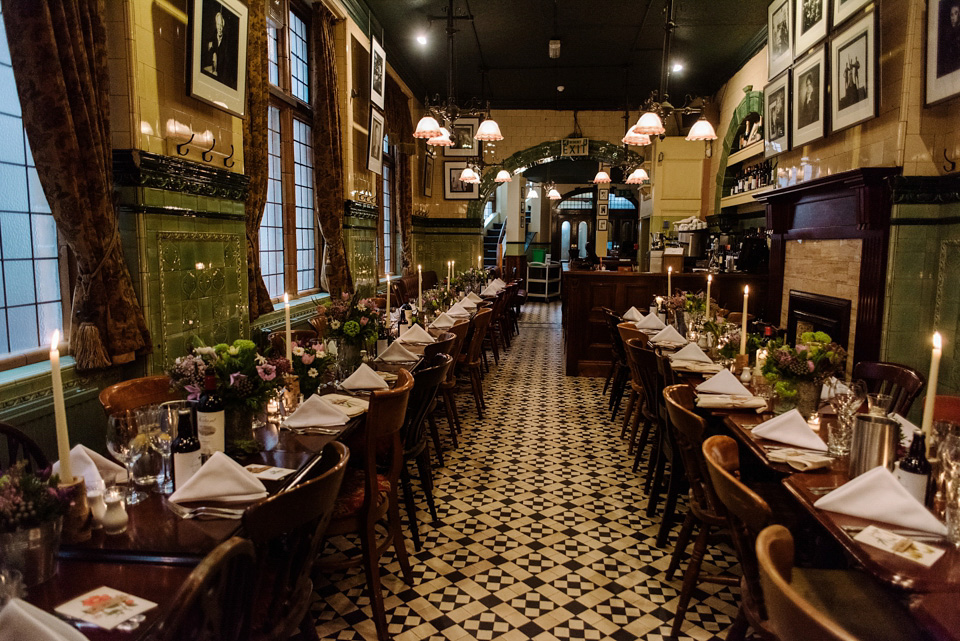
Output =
[{"x1": 311, "y1": 302, "x2": 741, "y2": 640}]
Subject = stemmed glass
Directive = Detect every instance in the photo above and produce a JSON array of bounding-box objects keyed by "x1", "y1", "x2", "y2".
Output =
[
  {"x1": 153, "y1": 402, "x2": 186, "y2": 494},
  {"x1": 106, "y1": 412, "x2": 147, "y2": 505}
]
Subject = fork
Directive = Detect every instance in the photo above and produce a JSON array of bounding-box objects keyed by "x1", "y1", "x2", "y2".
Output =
[
  {"x1": 280, "y1": 425, "x2": 341, "y2": 435},
  {"x1": 164, "y1": 500, "x2": 245, "y2": 520}
]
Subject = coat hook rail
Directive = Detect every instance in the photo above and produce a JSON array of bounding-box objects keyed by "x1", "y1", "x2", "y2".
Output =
[
  {"x1": 201, "y1": 137, "x2": 217, "y2": 162},
  {"x1": 176, "y1": 133, "x2": 194, "y2": 156},
  {"x1": 223, "y1": 144, "x2": 235, "y2": 168},
  {"x1": 944, "y1": 148, "x2": 957, "y2": 174}
]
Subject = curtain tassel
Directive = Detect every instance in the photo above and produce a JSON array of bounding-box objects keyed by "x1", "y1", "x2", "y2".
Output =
[{"x1": 72, "y1": 321, "x2": 112, "y2": 370}]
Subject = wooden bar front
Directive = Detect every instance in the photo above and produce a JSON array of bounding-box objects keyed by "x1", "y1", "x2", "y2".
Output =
[{"x1": 562, "y1": 270, "x2": 768, "y2": 376}]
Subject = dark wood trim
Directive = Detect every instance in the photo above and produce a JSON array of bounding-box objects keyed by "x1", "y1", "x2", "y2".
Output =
[{"x1": 112, "y1": 150, "x2": 249, "y2": 201}]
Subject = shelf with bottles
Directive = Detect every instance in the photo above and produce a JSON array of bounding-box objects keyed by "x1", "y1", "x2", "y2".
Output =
[{"x1": 721, "y1": 158, "x2": 777, "y2": 208}]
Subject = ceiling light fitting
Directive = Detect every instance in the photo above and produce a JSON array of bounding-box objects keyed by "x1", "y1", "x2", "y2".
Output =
[
  {"x1": 545, "y1": 181, "x2": 562, "y2": 200},
  {"x1": 625, "y1": 167, "x2": 650, "y2": 184},
  {"x1": 526, "y1": 185, "x2": 539, "y2": 199},
  {"x1": 494, "y1": 169, "x2": 512, "y2": 183},
  {"x1": 459, "y1": 163, "x2": 481, "y2": 184},
  {"x1": 592, "y1": 170, "x2": 612, "y2": 184}
]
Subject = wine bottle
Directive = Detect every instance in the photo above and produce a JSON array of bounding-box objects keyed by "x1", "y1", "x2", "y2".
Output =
[
  {"x1": 896, "y1": 431, "x2": 931, "y2": 504},
  {"x1": 172, "y1": 408, "x2": 202, "y2": 489},
  {"x1": 196, "y1": 373, "x2": 225, "y2": 456}
]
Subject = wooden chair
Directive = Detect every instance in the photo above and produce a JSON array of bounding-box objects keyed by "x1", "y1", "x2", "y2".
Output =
[
  {"x1": 603, "y1": 309, "x2": 629, "y2": 419},
  {"x1": 756, "y1": 525, "x2": 924, "y2": 641},
  {"x1": 852, "y1": 360, "x2": 926, "y2": 416},
  {"x1": 98, "y1": 375, "x2": 180, "y2": 416},
  {"x1": 243, "y1": 442, "x2": 350, "y2": 641},
  {"x1": 399, "y1": 353, "x2": 452, "y2": 550},
  {"x1": 482, "y1": 290, "x2": 508, "y2": 365},
  {"x1": 267, "y1": 328, "x2": 319, "y2": 355},
  {"x1": 423, "y1": 331, "x2": 456, "y2": 464},
  {"x1": 630, "y1": 340, "x2": 663, "y2": 475},
  {"x1": 617, "y1": 325, "x2": 649, "y2": 453},
  {"x1": 317, "y1": 369, "x2": 414, "y2": 641},
  {"x1": 662, "y1": 386, "x2": 738, "y2": 637},
  {"x1": 438, "y1": 319, "x2": 470, "y2": 445},
  {"x1": 152, "y1": 536, "x2": 256, "y2": 641},
  {"x1": 646, "y1": 352, "x2": 684, "y2": 530},
  {"x1": 462, "y1": 308, "x2": 493, "y2": 419},
  {"x1": 702, "y1": 435, "x2": 775, "y2": 641},
  {"x1": 0, "y1": 422, "x2": 49, "y2": 473},
  {"x1": 930, "y1": 394, "x2": 960, "y2": 424}
]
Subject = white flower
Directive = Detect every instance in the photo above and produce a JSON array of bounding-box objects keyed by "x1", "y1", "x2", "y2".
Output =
[
  {"x1": 195, "y1": 346, "x2": 216, "y2": 356},
  {"x1": 357, "y1": 304, "x2": 366, "y2": 311},
  {"x1": 254, "y1": 354, "x2": 268, "y2": 365},
  {"x1": 292, "y1": 346, "x2": 305, "y2": 356},
  {"x1": 308, "y1": 367, "x2": 319, "y2": 378},
  {"x1": 228, "y1": 346, "x2": 239, "y2": 355},
  {"x1": 330, "y1": 320, "x2": 341, "y2": 330}
]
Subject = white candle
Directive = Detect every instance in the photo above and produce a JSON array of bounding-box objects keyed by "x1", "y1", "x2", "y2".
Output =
[
  {"x1": 283, "y1": 293, "x2": 292, "y2": 363},
  {"x1": 418, "y1": 265, "x2": 423, "y2": 312},
  {"x1": 921, "y1": 332, "x2": 943, "y2": 439},
  {"x1": 706, "y1": 275, "x2": 712, "y2": 320},
  {"x1": 740, "y1": 285, "x2": 749, "y2": 356},
  {"x1": 385, "y1": 273, "x2": 391, "y2": 321},
  {"x1": 478, "y1": 255, "x2": 482, "y2": 270},
  {"x1": 50, "y1": 331, "x2": 72, "y2": 484}
]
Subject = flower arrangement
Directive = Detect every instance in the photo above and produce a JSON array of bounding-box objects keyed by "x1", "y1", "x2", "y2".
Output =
[
  {"x1": 718, "y1": 330, "x2": 765, "y2": 362},
  {"x1": 167, "y1": 339, "x2": 291, "y2": 412},
  {"x1": 457, "y1": 267, "x2": 489, "y2": 293},
  {"x1": 312, "y1": 292, "x2": 381, "y2": 346},
  {"x1": 289, "y1": 339, "x2": 335, "y2": 398},
  {"x1": 415, "y1": 287, "x2": 457, "y2": 314},
  {"x1": 0, "y1": 462, "x2": 69, "y2": 534},
  {"x1": 761, "y1": 332, "x2": 847, "y2": 407}
]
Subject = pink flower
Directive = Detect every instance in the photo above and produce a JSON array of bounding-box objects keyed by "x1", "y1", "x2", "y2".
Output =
[
  {"x1": 808, "y1": 360, "x2": 815, "y2": 372},
  {"x1": 342, "y1": 292, "x2": 351, "y2": 300},
  {"x1": 360, "y1": 317, "x2": 368, "y2": 326},
  {"x1": 301, "y1": 352, "x2": 315, "y2": 365},
  {"x1": 257, "y1": 363, "x2": 277, "y2": 381},
  {"x1": 229, "y1": 372, "x2": 246, "y2": 387},
  {"x1": 184, "y1": 384, "x2": 202, "y2": 401}
]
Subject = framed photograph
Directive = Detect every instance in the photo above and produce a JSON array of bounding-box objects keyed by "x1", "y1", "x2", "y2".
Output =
[
  {"x1": 764, "y1": 72, "x2": 790, "y2": 157},
  {"x1": 367, "y1": 108, "x2": 385, "y2": 175},
  {"x1": 370, "y1": 36, "x2": 386, "y2": 111},
  {"x1": 831, "y1": 12, "x2": 876, "y2": 132},
  {"x1": 443, "y1": 117, "x2": 479, "y2": 157},
  {"x1": 768, "y1": 0, "x2": 794, "y2": 79},
  {"x1": 188, "y1": 0, "x2": 249, "y2": 117},
  {"x1": 598, "y1": 219, "x2": 608, "y2": 232},
  {"x1": 833, "y1": 0, "x2": 871, "y2": 27},
  {"x1": 422, "y1": 152, "x2": 435, "y2": 197},
  {"x1": 795, "y1": 0, "x2": 828, "y2": 57},
  {"x1": 443, "y1": 161, "x2": 479, "y2": 200},
  {"x1": 926, "y1": 0, "x2": 960, "y2": 105},
  {"x1": 599, "y1": 188, "x2": 609, "y2": 201},
  {"x1": 598, "y1": 203, "x2": 609, "y2": 217},
  {"x1": 792, "y1": 46, "x2": 827, "y2": 147}
]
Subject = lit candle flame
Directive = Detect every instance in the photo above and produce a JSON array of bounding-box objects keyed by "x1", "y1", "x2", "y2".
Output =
[
  {"x1": 283, "y1": 292, "x2": 289, "y2": 305},
  {"x1": 51, "y1": 330, "x2": 60, "y2": 351},
  {"x1": 934, "y1": 332, "x2": 942, "y2": 349},
  {"x1": 707, "y1": 275, "x2": 712, "y2": 282},
  {"x1": 744, "y1": 285, "x2": 749, "y2": 294}
]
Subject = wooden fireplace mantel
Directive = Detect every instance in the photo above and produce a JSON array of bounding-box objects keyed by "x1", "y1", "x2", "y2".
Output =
[{"x1": 756, "y1": 167, "x2": 901, "y2": 363}]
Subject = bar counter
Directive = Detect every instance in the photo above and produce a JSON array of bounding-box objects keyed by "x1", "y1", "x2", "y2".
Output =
[{"x1": 562, "y1": 270, "x2": 768, "y2": 376}]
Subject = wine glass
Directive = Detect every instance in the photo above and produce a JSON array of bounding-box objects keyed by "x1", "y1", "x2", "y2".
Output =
[
  {"x1": 154, "y1": 402, "x2": 187, "y2": 494},
  {"x1": 106, "y1": 412, "x2": 147, "y2": 505}
]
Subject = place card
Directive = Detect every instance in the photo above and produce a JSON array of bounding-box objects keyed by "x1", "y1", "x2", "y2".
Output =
[
  {"x1": 244, "y1": 464, "x2": 297, "y2": 480},
  {"x1": 55, "y1": 587, "x2": 156, "y2": 630},
  {"x1": 853, "y1": 525, "x2": 946, "y2": 567}
]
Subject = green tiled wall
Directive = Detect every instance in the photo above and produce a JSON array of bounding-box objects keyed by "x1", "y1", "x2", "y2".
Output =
[
  {"x1": 344, "y1": 214, "x2": 378, "y2": 296},
  {"x1": 411, "y1": 219, "x2": 483, "y2": 277},
  {"x1": 882, "y1": 201, "x2": 960, "y2": 422}
]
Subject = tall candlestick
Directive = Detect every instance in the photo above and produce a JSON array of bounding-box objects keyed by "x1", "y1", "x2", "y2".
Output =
[
  {"x1": 478, "y1": 255, "x2": 482, "y2": 270},
  {"x1": 283, "y1": 293, "x2": 292, "y2": 363},
  {"x1": 667, "y1": 266, "x2": 672, "y2": 297},
  {"x1": 921, "y1": 332, "x2": 943, "y2": 439},
  {"x1": 706, "y1": 275, "x2": 712, "y2": 321},
  {"x1": 50, "y1": 331, "x2": 72, "y2": 484},
  {"x1": 740, "y1": 286, "x2": 749, "y2": 355},
  {"x1": 385, "y1": 273, "x2": 391, "y2": 324},
  {"x1": 418, "y1": 264, "x2": 423, "y2": 312}
]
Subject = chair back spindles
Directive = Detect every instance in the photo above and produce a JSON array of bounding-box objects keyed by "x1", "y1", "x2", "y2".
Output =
[
  {"x1": 423, "y1": 332, "x2": 455, "y2": 360},
  {"x1": 852, "y1": 360, "x2": 926, "y2": 416},
  {"x1": 663, "y1": 385, "x2": 721, "y2": 516},
  {"x1": 267, "y1": 329, "x2": 319, "y2": 356},
  {"x1": 0, "y1": 422, "x2": 49, "y2": 473},
  {"x1": 402, "y1": 354, "x2": 452, "y2": 454},
  {"x1": 98, "y1": 375, "x2": 181, "y2": 416},
  {"x1": 466, "y1": 309, "x2": 493, "y2": 365}
]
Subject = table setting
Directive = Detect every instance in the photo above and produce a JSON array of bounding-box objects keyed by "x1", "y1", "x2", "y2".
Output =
[{"x1": 694, "y1": 369, "x2": 768, "y2": 410}]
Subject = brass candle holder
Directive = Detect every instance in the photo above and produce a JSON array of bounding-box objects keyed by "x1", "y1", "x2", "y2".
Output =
[{"x1": 58, "y1": 477, "x2": 92, "y2": 543}]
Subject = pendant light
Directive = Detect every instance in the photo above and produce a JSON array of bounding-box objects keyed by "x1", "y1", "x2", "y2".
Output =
[
  {"x1": 592, "y1": 170, "x2": 611, "y2": 184},
  {"x1": 526, "y1": 185, "x2": 539, "y2": 199},
  {"x1": 426, "y1": 127, "x2": 454, "y2": 147},
  {"x1": 625, "y1": 167, "x2": 650, "y2": 184},
  {"x1": 475, "y1": 117, "x2": 504, "y2": 141},
  {"x1": 459, "y1": 165, "x2": 480, "y2": 184},
  {"x1": 413, "y1": 115, "x2": 442, "y2": 139},
  {"x1": 685, "y1": 115, "x2": 718, "y2": 141},
  {"x1": 546, "y1": 183, "x2": 562, "y2": 200},
  {"x1": 622, "y1": 125, "x2": 652, "y2": 146},
  {"x1": 634, "y1": 111, "x2": 666, "y2": 136},
  {"x1": 494, "y1": 169, "x2": 512, "y2": 183}
]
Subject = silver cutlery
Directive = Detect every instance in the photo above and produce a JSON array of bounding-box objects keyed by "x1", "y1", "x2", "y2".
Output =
[
  {"x1": 841, "y1": 524, "x2": 945, "y2": 542},
  {"x1": 280, "y1": 425, "x2": 341, "y2": 435},
  {"x1": 164, "y1": 500, "x2": 245, "y2": 520}
]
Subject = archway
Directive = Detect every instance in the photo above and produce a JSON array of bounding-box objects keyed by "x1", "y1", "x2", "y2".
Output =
[{"x1": 713, "y1": 87, "x2": 764, "y2": 214}]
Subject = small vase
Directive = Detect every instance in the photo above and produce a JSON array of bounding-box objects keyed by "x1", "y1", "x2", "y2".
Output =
[
  {"x1": 0, "y1": 517, "x2": 62, "y2": 586},
  {"x1": 795, "y1": 380, "x2": 822, "y2": 419},
  {"x1": 225, "y1": 406, "x2": 257, "y2": 453},
  {"x1": 336, "y1": 339, "x2": 361, "y2": 379}
]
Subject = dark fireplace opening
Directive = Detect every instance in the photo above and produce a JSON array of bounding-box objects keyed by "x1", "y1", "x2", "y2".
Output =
[{"x1": 786, "y1": 290, "x2": 852, "y2": 349}]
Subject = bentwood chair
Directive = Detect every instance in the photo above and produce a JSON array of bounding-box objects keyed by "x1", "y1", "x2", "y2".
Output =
[
  {"x1": 423, "y1": 332, "x2": 456, "y2": 464},
  {"x1": 243, "y1": 442, "x2": 350, "y2": 641},
  {"x1": 618, "y1": 323, "x2": 649, "y2": 451},
  {"x1": 0, "y1": 422, "x2": 49, "y2": 473},
  {"x1": 702, "y1": 435, "x2": 776, "y2": 641},
  {"x1": 399, "y1": 353, "x2": 452, "y2": 550},
  {"x1": 852, "y1": 360, "x2": 926, "y2": 416},
  {"x1": 662, "y1": 386, "x2": 738, "y2": 637},
  {"x1": 462, "y1": 308, "x2": 493, "y2": 419},
  {"x1": 438, "y1": 319, "x2": 470, "y2": 446},
  {"x1": 267, "y1": 329, "x2": 319, "y2": 356},
  {"x1": 756, "y1": 525, "x2": 925, "y2": 641},
  {"x1": 630, "y1": 340, "x2": 662, "y2": 475},
  {"x1": 317, "y1": 369, "x2": 414, "y2": 641},
  {"x1": 98, "y1": 375, "x2": 180, "y2": 416},
  {"x1": 153, "y1": 536, "x2": 257, "y2": 641},
  {"x1": 603, "y1": 309, "x2": 629, "y2": 419},
  {"x1": 646, "y1": 352, "x2": 685, "y2": 530}
]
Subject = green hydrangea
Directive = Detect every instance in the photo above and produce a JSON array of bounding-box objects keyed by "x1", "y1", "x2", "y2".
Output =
[{"x1": 343, "y1": 320, "x2": 360, "y2": 337}]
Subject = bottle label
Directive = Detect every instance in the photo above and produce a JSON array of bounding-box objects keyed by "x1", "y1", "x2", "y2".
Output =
[
  {"x1": 895, "y1": 465, "x2": 929, "y2": 504},
  {"x1": 174, "y1": 451, "x2": 202, "y2": 488},
  {"x1": 196, "y1": 410, "x2": 225, "y2": 455}
]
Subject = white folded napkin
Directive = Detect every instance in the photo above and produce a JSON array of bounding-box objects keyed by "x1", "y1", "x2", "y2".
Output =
[
  {"x1": 821, "y1": 376, "x2": 851, "y2": 400},
  {"x1": 53, "y1": 444, "x2": 128, "y2": 487},
  {"x1": 399, "y1": 323, "x2": 435, "y2": 343},
  {"x1": 492, "y1": 278, "x2": 506, "y2": 289},
  {"x1": 459, "y1": 297, "x2": 478, "y2": 310},
  {"x1": 814, "y1": 466, "x2": 948, "y2": 535},
  {"x1": 670, "y1": 342, "x2": 713, "y2": 363},
  {"x1": 466, "y1": 292, "x2": 483, "y2": 303},
  {"x1": 480, "y1": 284, "x2": 499, "y2": 296},
  {"x1": 670, "y1": 360, "x2": 724, "y2": 374},
  {"x1": 0, "y1": 599, "x2": 87, "y2": 641},
  {"x1": 695, "y1": 394, "x2": 767, "y2": 409},
  {"x1": 765, "y1": 449, "x2": 834, "y2": 471},
  {"x1": 169, "y1": 451, "x2": 267, "y2": 504},
  {"x1": 376, "y1": 341, "x2": 418, "y2": 362},
  {"x1": 283, "y1": 394, "x2": 351, "y2": 427},
  {"x1": 340, "y1": 363, "x2": 389, "y2": 390},
  {"x1": 446, "y1": 302, "x2": 471, "y2": 318},
  {"x1": 623, "y1": 306, "x2": 644, "y2": 322},
  {"x1": 752, "y1": 409, "x2": 828, "y2": 451},
  {"x1": 430, "y1": 312, "x2": 456, "y2": 329},
  {"x1": 650, "y1": 325, "x2": 687, "y2": 345},
  {"x1": 635, "y1": 314, "x2": 666, "y2": 330},
  {"x1": 697, "y1": 369, "x2": 752, "y2": 396}
]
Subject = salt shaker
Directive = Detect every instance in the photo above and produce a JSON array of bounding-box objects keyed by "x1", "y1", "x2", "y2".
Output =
[
  {"x1": 101, "y1": 489, "x2": 129, "y2": 535},
  {"x1": 740, "y1": 366, "x2": 752, "y2": 384}
]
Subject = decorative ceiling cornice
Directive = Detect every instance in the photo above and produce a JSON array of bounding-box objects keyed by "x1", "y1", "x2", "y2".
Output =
[{"x1": 889, "y1": 174, "x2": 960, "y2": 205}]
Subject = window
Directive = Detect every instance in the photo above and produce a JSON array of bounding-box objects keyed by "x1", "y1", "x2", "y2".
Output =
[
  {"x1": 260, "y1": 2, "x2": 322, "y2": 299},
  {"x1": 0, "y1": 6, "x2": 62, "y2": 361}
]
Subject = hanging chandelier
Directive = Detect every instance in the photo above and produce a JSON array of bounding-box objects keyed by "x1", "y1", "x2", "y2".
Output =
[
  {"x1": 414, "y1": 0, "x2": 504, "y2": 146},
  {"x1": 459, "y1": 164, "x2": 480, "y2": 184},
  {"x1": 525, "y1": 185, "x2": 539, "y2": 199},
  {"x1": 545, "y1": 182, "x2": 562, "y2": 200},
  {"x1": 625, "y1": 167, "x2": 650, "y2": 184},
  {"x1": 494, "y1": 169, "x2": 512, "y2": 183},
  {"x1": 592, "y1": 170, "x2": 612, "y2": 184},
  {"x1": 622, "y1": 125, "x2": 652, "y2": 146}
]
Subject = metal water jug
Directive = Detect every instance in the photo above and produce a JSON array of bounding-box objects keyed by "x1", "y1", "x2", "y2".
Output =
[{"x1": 848, "y1": 414, "x2": 899, "y2": 478}]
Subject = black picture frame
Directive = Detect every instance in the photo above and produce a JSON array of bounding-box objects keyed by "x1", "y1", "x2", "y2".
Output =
[
  {"x1": 422, "y1": 152, "x2": 435, "y2": 198},
  {"x1": 443, "y1": 161, "x2": 479, "y2": 200},
  {"x1": 795, "y1": 0, "x2": 829, "y2": 58},
  {"x1": 926, "y1": 0, "x2": 960, "y2": 105},
  {"x1": 443, "y1": 118, "x2": 480, "y2": 157},
  {"x1": 830, "y1": 11, "x2": 876, "y2": 132},
  {"x1": 764, "y1": 72, "x2": 791, "y2": 157},
  {"x1": 768, "y1": 0, "x2": 794, "y2": 79},
  {"x1": 367, "y1": 108, "x2": 385, "y2": 175},
  {"x1": 792, "y1": 46, "x2": 827, "y2": 147},
  {"x1": 188, "y1": 0, "x2": 249, "y2": 117},
  {"x1": 370, "y1": 36, "x2": 386, "y2": 111}
]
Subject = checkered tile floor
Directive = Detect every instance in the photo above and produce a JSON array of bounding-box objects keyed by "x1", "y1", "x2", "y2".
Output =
[{"x1": 311, "y1": 302, "x2": 741, "y2": 640}]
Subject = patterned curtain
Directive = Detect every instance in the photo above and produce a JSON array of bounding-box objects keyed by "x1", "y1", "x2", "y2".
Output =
[
  {"x1": 311, "y1": 3, "x2": 352, "y2": 296},
  {"x1": 385, "y1": 78, "x2": 414, "y2": 275},
  {"x1": 2, "y1": 0, "x2": 150, "y2": 370},
  {"x1": 243, "y1": 0, "x2": 273, "y2": 320}
]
